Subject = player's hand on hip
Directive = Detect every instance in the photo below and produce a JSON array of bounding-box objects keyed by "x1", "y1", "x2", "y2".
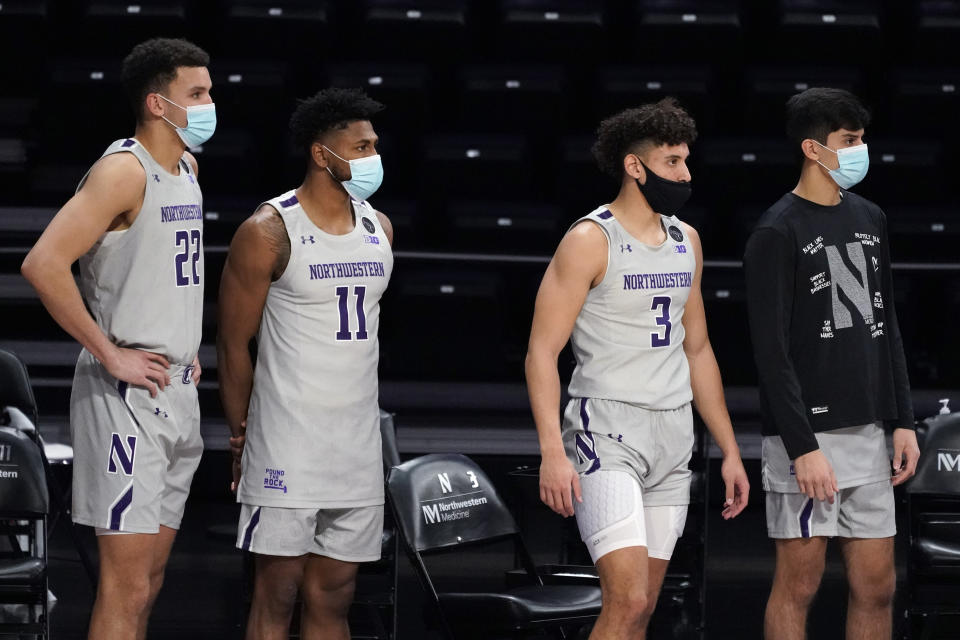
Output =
[
  {"x1": 720, "y1": 452, "x2": 750, "y2": 520},
  {"x1": 891, "y1": 428, "x2": 921, "y2": 487},
  {"x1": 230, "y1": 420, "x2": 246, "y2": 493},
  {"x1": 539, "y1": 452, "x2": 582, "y2": 517},
  {"x1": 191, "y1": 354, "x2": 202, "y2": 385},
  {"x1": 104, "y1": 346, "x2": 170, "y2": 398},
  {"x1": 793, "y1": 449, "x2": 838, "y2": 503}
]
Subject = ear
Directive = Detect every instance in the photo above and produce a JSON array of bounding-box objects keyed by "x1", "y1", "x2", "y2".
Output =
[
  {"x1": 311, "y1": 142, "x2": 329, "y2": 169},
  {"x1": 145, "y1": 93, "x2": 165, "y2": 119},
  {"x1": 800, "y1": 139, "x2": 822, "y2": 162},
  {"x1": 623, "y1": 153, "x2": 646, "y2": 184}
]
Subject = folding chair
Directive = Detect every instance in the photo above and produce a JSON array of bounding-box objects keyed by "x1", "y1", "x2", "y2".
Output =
[
  {"x1": 904, "y1": 408, "x2": 960, "y2": 639},
  {"x1": 0, "y1": 348, "x2": 97, "y2": 589},
  {"x1": 0, "y1": 408, "x2": 50, "y2": 639},
  {"x1": 387, "y1": 453, "x2": 602, "y2": 639}
]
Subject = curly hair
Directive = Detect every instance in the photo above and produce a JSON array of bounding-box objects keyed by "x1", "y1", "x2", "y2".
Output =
[
  {"x1": 289, "y1": 88, "x2": 385, "y2": 156},
  {"x1": 591, "y1": 98, "x2": 698, "y2": 180},
  {"x1": 785, "y1": 87, "x2": 871, "y2": 148},
  {"x1": 121, "y1": 38, "x2": 209, "y2": 123}
]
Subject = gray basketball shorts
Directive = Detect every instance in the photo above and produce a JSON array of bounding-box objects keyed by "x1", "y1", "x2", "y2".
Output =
[
  {"x1": 237, "y1": 503, "x2": 384, "y2": 562},
  {"x1": 763, "y1": 424, "x2": 896, "y2": 539},
  {"x1": 561, "y1": 398, "x2": 694, "y2": 506},
  {"x1": 766, "y1": 480, "x2": 896, "y2": 539},
  {"x1": 70, "y1": 349, "x2": 203, "y2": 533}
]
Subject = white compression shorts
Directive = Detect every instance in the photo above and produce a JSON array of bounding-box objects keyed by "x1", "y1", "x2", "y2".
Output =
[{"x1": 574, "y1": 469, "x2": 688, "y2": 562}]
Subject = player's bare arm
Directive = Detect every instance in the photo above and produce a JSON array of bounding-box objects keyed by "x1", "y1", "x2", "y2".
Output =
[
  {"x1": 680, "y1": 222, "x2": 750, "y2": 519},
  {"x1": 217, "y1": 204, "x2": 289, "y2": 482},
  {"x1": 526, "y1": 221, "x2": 606, "y2": 517},
  {"x1": 20, "y1": 152, "x2": 176, "y2": 397},
  {"x1": 217, "y1": 205, "x2": 288, "y2": 490}
]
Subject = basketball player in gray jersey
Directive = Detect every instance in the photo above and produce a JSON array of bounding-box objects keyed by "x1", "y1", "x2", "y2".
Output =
[
  {"x1": 21, "y1": 38, "x2": 213, "y2": 639},
  {"x1": 218, "y1": 88, "x2": 393, "y2": 640},
  {"x1": 527, "y1": 99, "x2": 750, "y2": 639}
]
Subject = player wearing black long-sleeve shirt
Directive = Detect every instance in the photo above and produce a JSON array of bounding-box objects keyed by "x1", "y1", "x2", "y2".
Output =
[
  {"x1": 744, "y1": 88, "x2": 920, "y2": 640},
  {"x1": 747, "y1": 190, "x2": 914, "y2": 458}
]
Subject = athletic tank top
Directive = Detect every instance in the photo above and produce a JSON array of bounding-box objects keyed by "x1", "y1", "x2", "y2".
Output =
[
  {"x1": 77, "y1": 138, "x2": 204, "y2": 365},
  {"x1": 238, "y1": 190, "x2": 394, "y2": 508},
  {"x1": 567, "y1": 205, "x2": 696, "y2": 410}
]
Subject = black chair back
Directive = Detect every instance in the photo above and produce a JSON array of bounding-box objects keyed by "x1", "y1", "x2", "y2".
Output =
[
  {"x1": 0, "y1": 349, "x2": 38, "y2": 426},
  {"x1": 387, "y1": 453, "x2": 519, "y2": 553},
  {"x1": 909, "y1": 412, "x2": 960, "y2": 496},
  {"x1": 380, "y1": 410, "x2": 401, "y2": 470},
  {"x1": 0, "y1": 426, "x2": 48, "y2": 515}
]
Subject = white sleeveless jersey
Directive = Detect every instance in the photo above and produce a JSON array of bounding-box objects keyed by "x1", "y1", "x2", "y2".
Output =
[
  {"x1": 567, "y1": 206, "x2": 696, "y2": 409},
  {"x1": 238, "y1": 190, "x2": 394, "y2": 509},
  {"x1": 77, "y1": 138, "x2": 204, "y2": 365}
]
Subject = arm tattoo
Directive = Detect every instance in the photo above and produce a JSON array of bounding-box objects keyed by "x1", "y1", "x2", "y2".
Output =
[{"x1": 255, "y1": 205, "x2": 290, "y2": 280}]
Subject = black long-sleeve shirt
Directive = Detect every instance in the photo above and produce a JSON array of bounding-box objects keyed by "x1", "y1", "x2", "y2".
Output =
[{"x1": 744, "y1": 191, "x2": 914, "y2": 460}]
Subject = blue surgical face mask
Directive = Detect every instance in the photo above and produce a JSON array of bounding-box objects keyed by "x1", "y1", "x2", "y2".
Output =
[
  {"x1": 322, "y1": 145, "x2": 383, "y2": 201},
  {"x1": 158, "y1": 95, "x2": 217, "y2": 148},
  {"x1": 814, "y1": 141, "x2": 869, "y2": 190}
]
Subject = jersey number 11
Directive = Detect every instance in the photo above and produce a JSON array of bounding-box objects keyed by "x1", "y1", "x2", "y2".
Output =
[{"x1": 335, "y1": 286, "x2": 368, "y2": 341}]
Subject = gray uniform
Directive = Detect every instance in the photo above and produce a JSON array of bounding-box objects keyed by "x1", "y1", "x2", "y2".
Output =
[
  {"x1": 561, "y1": 206, "x2": 697, "y2": 504},
  {"x1": 236, "y1": 190, "x2": 392, "y2": 558},
  {"x1": 70, "y1": 138, "x2": 204, "y2": 532},
  {"x1": 567, "y1": 208, "x2": 694, "y2": 409}
]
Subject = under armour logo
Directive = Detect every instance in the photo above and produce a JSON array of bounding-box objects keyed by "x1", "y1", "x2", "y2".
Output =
[
  {"x1": 153, "y1": 174, "x2": 160, "y2": 183},
  {"x1": 301, "y1": 235, "x2": 315, "y2": 244},
  {"x1": 154, "y1": 408, "x2": 168, "y2": 418},
  {"x1": 621, "y1": 243, "x2": 632, "y2": 253}
]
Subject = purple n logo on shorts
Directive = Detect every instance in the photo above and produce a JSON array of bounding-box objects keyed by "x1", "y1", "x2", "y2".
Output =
[{"x1": 108, "y1": 433, "x2": 137, "y2": 476}]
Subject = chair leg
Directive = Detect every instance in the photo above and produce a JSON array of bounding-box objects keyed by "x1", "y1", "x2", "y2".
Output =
[{"x1": 66, "y1": 518, "x2": 98, "y2": 589}]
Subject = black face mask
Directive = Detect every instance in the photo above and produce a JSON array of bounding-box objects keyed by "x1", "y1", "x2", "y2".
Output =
[{"x1": 635, "y1": 160, "x2": 692, "y2": 215}]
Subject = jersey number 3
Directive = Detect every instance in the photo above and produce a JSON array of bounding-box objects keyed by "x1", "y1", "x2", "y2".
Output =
[
  {"x1": 174, "y1": 229, "x2": 201, "y2": 287},
  {"x1": 651, "y1": 296, "x2": 672, "y2": 347},
  {"x1": 336, "y1": 286, "x2": 368, "y2": 341}
]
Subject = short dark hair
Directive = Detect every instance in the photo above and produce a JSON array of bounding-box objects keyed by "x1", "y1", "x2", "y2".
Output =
[
  {"x1": 591, "y1": 98, "x2": 698, "y2": 180},
  {"x1": 121, "y1": 38, "x2": 210, "y2": 123},
  {"x1": 785, "y1": 87, "x2": 871, "y2": 148},
  {"x1": 289, "y1": 88, "x2": 385, "y2": 156}
]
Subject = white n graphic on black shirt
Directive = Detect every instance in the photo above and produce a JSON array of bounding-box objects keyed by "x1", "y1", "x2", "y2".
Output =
[{"x1": 825, "y1": 242, "x2": 874, "y2": 329}]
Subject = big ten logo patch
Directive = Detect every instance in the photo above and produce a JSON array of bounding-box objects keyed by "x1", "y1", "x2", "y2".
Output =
[
  {"x1": 420, "y1": 470, "x2": 487, "y2": 525},
  {"x1": 263, "y1": 467, "x2": 288, "y2": 493}
]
